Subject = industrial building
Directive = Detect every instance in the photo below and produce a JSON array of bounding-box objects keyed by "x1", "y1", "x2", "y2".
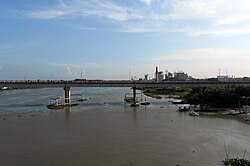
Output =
[
  {"x1": 154, "y1": 66, "x2": 190, "y2": 82},
  {"x1": 174, "y1": 72, "x2": 189, "y2": 81}
]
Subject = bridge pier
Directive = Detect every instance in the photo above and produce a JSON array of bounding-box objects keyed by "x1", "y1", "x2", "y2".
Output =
[
  {"x1": 133, "y1": 87, "x2": 136, "y2": 105},
  {"x1": 64, "y1": 87, "x2": 71, "y2": 105},
  {"x1": 131, "y1": 86, "x2": 139, "y2": 107}
]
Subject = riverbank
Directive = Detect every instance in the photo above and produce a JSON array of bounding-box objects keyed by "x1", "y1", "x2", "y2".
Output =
[
  {"x1": 0, "y1": 87, "x2": 35, "y2": 91},
  {"x1": 142, "y1": 87, "x2": 250, "y2": 122},
  {"x1": 142, "y1": 86, "x2": 250, "y2": 108},
  {"x1": 141, "y1": 87, "x2": 191, "y2": 99},
  {"x1": 196, "y1": 112, "x2": 250, "y2": 124}
]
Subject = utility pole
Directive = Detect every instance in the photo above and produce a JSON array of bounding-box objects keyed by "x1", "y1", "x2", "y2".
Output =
[
  {"x1": 81, "y1": 68, "x2": 83, "y2": 79},
  {"x1": 155, "y1": 66, "x2": 158, "y2": 82},
  {"x1": 129, "y1": 68, "x2": 131, "y2": 80}
]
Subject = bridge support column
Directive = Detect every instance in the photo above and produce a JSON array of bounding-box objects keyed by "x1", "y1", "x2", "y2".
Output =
[
  {"x1": 64, "y1": 87, "x2": 71, "y2": 105},
  {"x1": 130, "y1": 86, "x2": 140, "y2": 107},
  {"x1": 133, "y1": 87, "x2": 136, "y2": 105}
]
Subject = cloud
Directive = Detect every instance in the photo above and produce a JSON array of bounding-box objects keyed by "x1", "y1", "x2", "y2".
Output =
[
  {"x1": 140, "y1": 0, "x2": 158, "y2": 6},
  {"x1": 139, "y1": 48, "x2": 250, "y2": 78},
  {"x1": 23, "y1": 0, "x2": 143, "y2": 21},
  {"x1": 62, "y1": 23, "x2": 96, "y2": 31},
  {"x1": 215, "y1": 14, "x2": 250, "y2": 26},
  {"x1": 49, "y1": 63, "x2": 79, "y2": 78},
  {"x1": 187, "y1": 26, "x2": 250, "y2": 37},
  {"x1": 20, "y1": 0, "x2": 250, "y2": 36},
  {"x1": 167, "y1": 0, "x2": 222, "y2": 20},
  {"x1": 49, "y1": 62, "x2": 132, "y2": 79},
  {"x1": 50, "y1": 62, "x2": 106, "y2": 69},
  {"x1": 50, "y1": 62, "x2": 81, "y2": 68},
  {"x1": 0, "y1": 42, "x2": 38, "y2": 53},
  {"x1": 65, "y1": 66, "x2": 77, "y2": 77},
  {"x1": 151, "y1": 48, "x2": 249, "y2": 61}
]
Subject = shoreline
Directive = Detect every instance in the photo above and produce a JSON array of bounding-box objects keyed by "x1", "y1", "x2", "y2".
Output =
[{"x1": 141, "y1": 87, "x2": 250, "y2": 123}]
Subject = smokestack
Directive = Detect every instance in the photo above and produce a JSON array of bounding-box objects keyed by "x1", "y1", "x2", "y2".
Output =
[{"x1": 155, "y1": 66, "x2": 158, "y2": 82}]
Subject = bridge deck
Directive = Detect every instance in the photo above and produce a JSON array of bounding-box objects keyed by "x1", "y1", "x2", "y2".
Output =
[{"x1": 1, "y1": 80, "x2": 250, "y2": 88}]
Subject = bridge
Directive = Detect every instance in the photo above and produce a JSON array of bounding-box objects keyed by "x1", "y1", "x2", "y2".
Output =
[{"x1": 1, "y1": 80, "x2": 250, "y2": 105}]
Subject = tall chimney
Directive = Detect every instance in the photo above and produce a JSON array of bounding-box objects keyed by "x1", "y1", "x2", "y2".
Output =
[{"x1": 155, "y1": 66, "x2": 158, "y2": 82}]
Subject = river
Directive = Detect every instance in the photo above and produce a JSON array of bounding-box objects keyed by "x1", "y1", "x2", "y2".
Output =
[{"x1": 0, "y1": 87, "x2": 249, "y2": 166}]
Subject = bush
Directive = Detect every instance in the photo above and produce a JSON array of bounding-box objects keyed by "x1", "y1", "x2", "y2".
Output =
[{"x1": 223, "y1": 158, "x2": 250, "y2": 166}]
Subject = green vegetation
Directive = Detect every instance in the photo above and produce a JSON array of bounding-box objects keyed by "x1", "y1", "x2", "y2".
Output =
[
  {"x1": 78, "y1": 98, "x2": 87, "y2": 102},
  {"x1": 142, "y1": 87, "x2": 191, "y2": 99},
  {"x1": 47, "y1": 103, "x2": 78, "y2": 110},
  {"x1": 124, "y1": 98, "x2": 134, "y2": 103},
  {"x1": 223, "y1": 158, "x2": 250, "y2": 166},
  {"x1": 142, "y1": 86, "x2": 250, "y2": 108},
  {"x1": 184, "y1": 86, "x2": 250, "y2": 108}
]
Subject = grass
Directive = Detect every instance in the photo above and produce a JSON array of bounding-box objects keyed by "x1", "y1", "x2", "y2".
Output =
[
  {"x1": 223, "y1": 143, "x2": 249, "y2": 166},
  {"x1": 142, "y1": 92, "x2": 162, "y2": 99},
  {"x1": 78, "y1": 98, "x2": 87, "y2": 102},
  {"x1": 223, "y1": 158, "x2": 250, "y2": 166},
  {"x1": 142, "y1": 87, "x2": 191, "y2": 99}
]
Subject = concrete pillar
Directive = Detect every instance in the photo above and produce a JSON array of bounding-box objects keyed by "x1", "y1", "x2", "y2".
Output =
[
  {"x1": 64, "y1": 87, "x2": 71, "y2": 105},
  {"x1": 133, "y1": 87, "x2": 136, "y2": 105}
]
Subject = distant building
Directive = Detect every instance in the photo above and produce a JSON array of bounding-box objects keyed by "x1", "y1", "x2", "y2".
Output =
[
  {"x1": 157, "y1": 71, "x2": 164, "y2": 82},
  {"x1": 165, "y1": 72, "x2": 173, "y2": 80},
  {"x1": 174, "y1": 72, "x2": 188, "y2": 81},
  {"x1": 155, "y1": 66, "x2": 165, "y2": 82},
  {"x1": 154, "y1": 66, "x2": 192, "y2": 81},
  {"x1": 144, "y1": 74, "x2": 149, "y2": 80},
  {"x1": 155, "y1": 66, "x2": 158, "y2": 82},
  {"x1": 217, "y1": 75, "x2": 233, "y2": 82},
  {"x1": 187, "y1": 76, "x2": 195, "y2": 81}
]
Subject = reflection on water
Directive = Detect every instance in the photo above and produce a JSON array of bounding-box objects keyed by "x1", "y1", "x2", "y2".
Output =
[
  {"x1": 0, "y1": 87, "x2": 249, "y2": 166},
  {"x1": 64, "y1": 107, "x2": 71, "y2": 126}
]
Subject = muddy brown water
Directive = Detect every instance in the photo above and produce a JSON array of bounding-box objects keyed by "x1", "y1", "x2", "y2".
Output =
[{"x1": 0, "y1": 88, "x2": 249, "y2": 166}]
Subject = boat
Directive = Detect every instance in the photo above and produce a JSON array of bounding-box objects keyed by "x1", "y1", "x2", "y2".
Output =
[
  {"x1": 140, "y1": 102, "x2": 150, "y2": 106},
  {"x1": 178, "y1": 106, "x2": 190, "y2": 112},
  {"x1": 130, "y1": 103, "x2": 140, "y2": 107},
  {"x1": 192, "y1": 104, "x2": 216, "y2": 112},
  {"x1": 140, "y1": 97, "x2": 150, "y2": 106},
  {"x1": 189, "y1": 111, "x2": 199, "y2": 116},
  {"x1": 171, "y1": 100, "x2": 182, "y2": 104},
  {"x1": 227, "y1": 109, "x2": 241, "y2": 115}
]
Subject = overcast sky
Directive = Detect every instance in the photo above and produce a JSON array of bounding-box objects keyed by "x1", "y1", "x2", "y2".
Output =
[{"x1": 1, "y1": 0, "x2": 250, "y2": 80}]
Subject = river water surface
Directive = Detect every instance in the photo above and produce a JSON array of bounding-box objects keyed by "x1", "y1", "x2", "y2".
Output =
[{"x1": 0, "y1": 87, "x2": 249, "y2": 166}]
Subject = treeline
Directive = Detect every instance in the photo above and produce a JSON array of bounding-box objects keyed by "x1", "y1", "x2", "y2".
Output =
[
  {"x1": 184, "y1": 86, "x2": 250, "y2": 108},
  {"x1": 142, "y1": 86, "x2": 250, "y2": 108},
  {"x1": 142, "y1": 87, "x2": 191, "y2": 97}
]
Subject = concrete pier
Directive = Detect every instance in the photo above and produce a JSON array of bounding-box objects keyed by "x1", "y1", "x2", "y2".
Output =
[
  {"x1": 131, "y1": 87, "x2": 140, "y2": 107},
  {"x1": 132, "y1": 87, "x2": 137, "y2": 106},
  {"x1": 64, "y1": 87, "x2": 71, "y2": 105}
]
